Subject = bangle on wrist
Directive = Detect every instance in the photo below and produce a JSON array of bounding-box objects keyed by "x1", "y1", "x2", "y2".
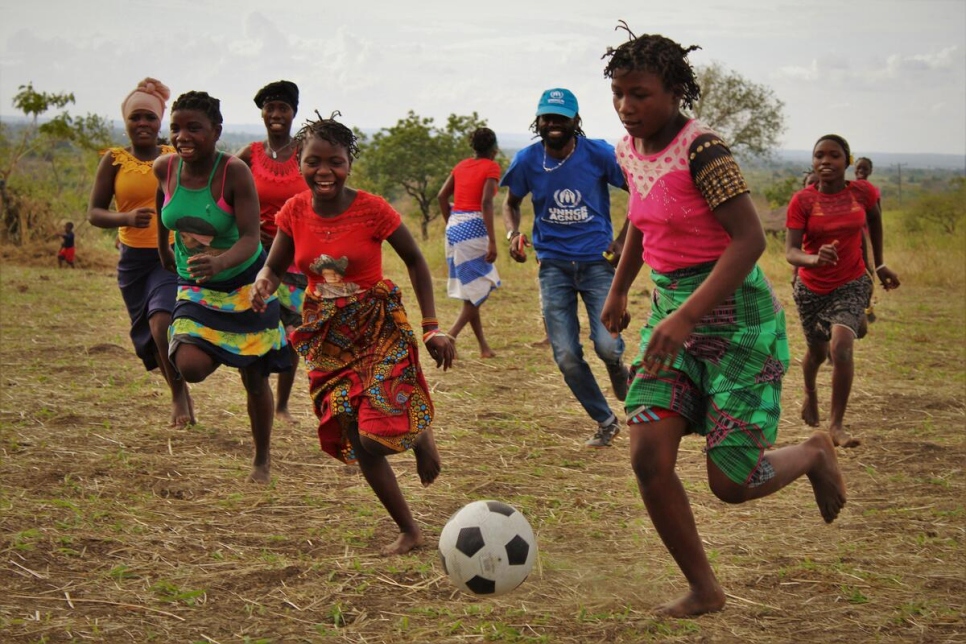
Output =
[
  {"x1": 422, "y1": 329, "x2": 454, "y2": 343},
  {"x1": 506, "y1": 230, "x2": 520, "y2": 241},
  {"x1": 421, "y1": 317, "x2": 439, "y2": 330},
  {"x1": 875, "y1": 263, "x2": 887, "y2": 271}
]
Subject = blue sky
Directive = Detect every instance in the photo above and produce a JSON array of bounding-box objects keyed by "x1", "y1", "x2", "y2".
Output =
[{"x1": 1, "y1": 0, "x2": 964, "y2": 156}]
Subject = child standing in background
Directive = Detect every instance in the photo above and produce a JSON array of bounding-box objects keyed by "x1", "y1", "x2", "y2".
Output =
[{"x1": 56, "y1": 222, "x2": 75, "y2": 268}]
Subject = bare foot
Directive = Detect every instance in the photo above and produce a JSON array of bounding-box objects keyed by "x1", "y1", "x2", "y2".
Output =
[
  {"x1": 275, "y1": 407, "x2": 296, "y2": 424},
  {"x1": 801, "y1": 388, "x2": 820, "y2": 427},
  {"x1": 170, "y1": 386, "x2": 195, "y2": 428},
  {"x1": 806, "y1": 431, "x2": 847, "y2": 523},
  {"x1": 479, "y1": 348, "x2": 497, "y2": 359},
  {"x1": 248, "y1": 460, "x2": 271, "y2": 484},
  {"x1": 656, "y1": 584, "x2": 726, "y2": 618},
  {"x1": 381, "y1": 530, "x2": 424, "y2": 556},
  {"x1": 413, "y1": 428, "x2": 441, "y2": 487},
  {"x1": 829, "y1": 424, "x2": 861, "y2": 449}
]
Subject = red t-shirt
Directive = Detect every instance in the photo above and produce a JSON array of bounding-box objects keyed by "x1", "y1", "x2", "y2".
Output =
[
  {"x1": 250, "y1": 143, "x2": 306, "y2": 238},
  {"x1": 786, "y1": 180, "x2": 880, "y2": 294},
  {"x1": 275, "y1": 190, "x2": 401, "y2": 296},
  {"x1": 451, "y1": 158, "x2": 501, "y2": 212}
]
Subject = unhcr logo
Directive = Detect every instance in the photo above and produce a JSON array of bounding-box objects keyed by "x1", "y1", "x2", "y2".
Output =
[
  {"x1": 548, "y1": 90, "x2": 565, "y2": 104},
  {"x1": 553, "y1": 189, "x2": 582, "y2": 208}
]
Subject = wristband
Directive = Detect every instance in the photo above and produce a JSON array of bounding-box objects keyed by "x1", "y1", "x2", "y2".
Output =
[
  {"x1": 420, "y1": 317, "x2": 439, "y2": 330},
  {"x1": 875, "y1": 264, "x2": 887, "y2": 271},
  {"x1": 422, "y1": 329, "x2": 454, "y2": 343}
]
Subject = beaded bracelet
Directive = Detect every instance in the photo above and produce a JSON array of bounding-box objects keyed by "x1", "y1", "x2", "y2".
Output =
[{"x1": 421, "y1": 317, "x2": 439, "y2": 330}]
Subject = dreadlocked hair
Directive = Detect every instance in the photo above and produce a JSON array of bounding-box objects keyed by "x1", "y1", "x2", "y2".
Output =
[
  {"x1": 601, "y1": 21, "x2": 702, "y2": 110},
  {"x1": 470, "y1": 127, "x2": 497, "y2": 155},
  {"x1": 528, "y1": 115, "x2": 586, "y2": 138},
  {"x1": 295, "y1": 110, "x2": 359, "y2": 160},
  {"x1": 171, "y1": 91, "x2": 223, "y2": 125}
]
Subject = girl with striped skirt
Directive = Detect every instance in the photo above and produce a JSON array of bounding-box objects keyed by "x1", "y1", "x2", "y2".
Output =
[
  {"x1": 155, "y1": 91, "x2": 289, "y2": 484},
  {"x1": 436, "y1": 127, "x2": 502, "y2": 358}
]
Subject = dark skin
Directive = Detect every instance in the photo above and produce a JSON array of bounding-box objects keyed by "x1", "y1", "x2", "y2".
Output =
[
  {"x1": 236, "y1": 98, "x2": 301, "y2": 423},
  {"x1": 153, "y1": 106, "x2": 275, "y2": 484},
  {"x1": 87, "y1": 108, "x2": 193, "y2": 428},
  {"x1": 252, "y1": 133, "x2": 453, "y2": 555},
  {"x1": 502, "y1": 114, "x2": 629, "y2": 265},
  {"x1": 786, "y1": 139, "x2": 900, "y2": 448},
  {"x1": 437, "y1": 146, "x2": 499, "y2": 358},
  {"x1": 601, "y1": 67, "x2": 847, "y2": 618}
]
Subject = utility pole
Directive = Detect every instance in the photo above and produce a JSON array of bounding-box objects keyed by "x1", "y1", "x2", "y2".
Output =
[{"x1": 894, "y1": 163, "x2": 907, "y2": 205}]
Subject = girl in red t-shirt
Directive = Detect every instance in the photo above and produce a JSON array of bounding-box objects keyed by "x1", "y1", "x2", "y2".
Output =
[
  {"x1": 251, "y1": 113, "x2": 455, "y2": 556},
  {"x1": 436, "y1": 127, "x2": 502, "y2": 358},
  {"x1": 786, "y1": 135, "x2": 900, "y2": 449}
]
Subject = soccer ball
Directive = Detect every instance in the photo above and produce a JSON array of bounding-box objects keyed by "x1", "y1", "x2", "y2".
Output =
[{"x1": 438, "y1": 500, "x2": 537, "y2": 596}]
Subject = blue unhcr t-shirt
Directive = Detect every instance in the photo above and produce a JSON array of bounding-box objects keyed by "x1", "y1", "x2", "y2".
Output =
[{"x1": 500, "y1": 137, "x2": 625, "y2": 262}]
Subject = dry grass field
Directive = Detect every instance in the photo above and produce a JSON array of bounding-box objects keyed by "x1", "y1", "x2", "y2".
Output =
[{"x1": 1, "y1": 215, "x2": 964, "y2": 643}]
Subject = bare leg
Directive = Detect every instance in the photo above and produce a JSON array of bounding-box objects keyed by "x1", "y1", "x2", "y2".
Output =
[
  {"x1": 413, "y1": 427, "x2": 441, "y2": 486},
  {"x1": 628, "y1": 418, "x2": 726, "y2": 618},
  {"x1": 708, "y1": 431, "x2": 847, "y2": 524},
  {"x1": 800, "y1": 339, "x2": 826, "y2": 427},
  {"x1": 274, "y1": 340, "x2": 299, "y2": 423},
  {"x1": 466, "y1": 305, "x2": 496, "y2": 358},
  {"x1": 149, "y1": 312, "x2": 194, "y2": 427},
  {"x1": 240, "y1": 364, "x2": 274, "y2": 484},
  {"x1": 828, "y1": 326, "x2": 860, "y2": 448},
  {"x1": 350, "y1": 429, "x2": 423, "y2": 555}
]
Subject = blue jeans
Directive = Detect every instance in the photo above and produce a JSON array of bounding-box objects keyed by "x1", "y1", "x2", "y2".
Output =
[{"x1": 538, "y1": 259, "x2": 625, "y2": 424}]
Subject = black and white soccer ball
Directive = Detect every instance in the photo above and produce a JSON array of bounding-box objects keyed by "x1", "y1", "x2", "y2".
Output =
[{"x1": 438, "y1": 500, "x2": 537, "y2": 596}]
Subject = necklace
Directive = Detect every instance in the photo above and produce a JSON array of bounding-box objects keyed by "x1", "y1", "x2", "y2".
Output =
[
  {"x1": 266, "y1": 138, "x2": 294, "y2": 160},
  {"x1": 542, "y1": 140, "x2": 576, "y2": 172}
]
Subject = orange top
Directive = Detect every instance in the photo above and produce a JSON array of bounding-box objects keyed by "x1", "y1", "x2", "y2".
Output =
[{"x1": 108, "y1": 146, "x2": 175, "y2": 248}]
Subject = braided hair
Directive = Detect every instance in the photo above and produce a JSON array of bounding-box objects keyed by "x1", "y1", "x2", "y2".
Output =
[
  {"x1": 295, "y1": 110, "x2": 359, "y2": 161},
  {"x1": 814, "y1": 134, "x2": 852, "y2": 168},
  {"x1": 602, "y1": 21, "x2": 702, "y2": 110},
  {"x1": 171, "y1": 91, "x2": 223, "y2": 125},
  {"x1": 470, "y1": 127, "x2": 497, "y2": 155}
]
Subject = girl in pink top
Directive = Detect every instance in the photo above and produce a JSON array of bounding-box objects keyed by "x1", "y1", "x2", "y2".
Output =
[{"x1": 600, "y1": 23, "x2": 847, "y2": 618}]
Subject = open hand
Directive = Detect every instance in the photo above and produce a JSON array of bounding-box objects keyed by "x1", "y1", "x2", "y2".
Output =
[
  {"x1": 642, "y1": 311, "x2": 694, "y2": 375},
  {"x1": 186, "y1": 253, "x2": 222, "y2": 283}
]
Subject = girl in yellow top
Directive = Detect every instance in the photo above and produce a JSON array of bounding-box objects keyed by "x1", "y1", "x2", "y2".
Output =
[{"x1": 87, "y1": 77, "x2": 193, "y2": 428}]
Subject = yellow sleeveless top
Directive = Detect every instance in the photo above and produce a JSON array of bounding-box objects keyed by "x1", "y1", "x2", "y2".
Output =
[{"x1": 109, "y1": 145, "x2": 176, "y2": 248}]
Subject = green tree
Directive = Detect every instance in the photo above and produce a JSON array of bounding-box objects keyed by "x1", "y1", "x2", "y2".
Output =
[
  {"x1": 905, "y1": 178, "x2": 966, "y2": 235},
  {"x1": 354, "y1": 111, "x2": 488, "y2": 239},
  {"x1": 1, "y1": 82, "x2": 112, "y2": 244},
  {"x1": 689, "y1": 62, "x2": 786, "y2": 158}
]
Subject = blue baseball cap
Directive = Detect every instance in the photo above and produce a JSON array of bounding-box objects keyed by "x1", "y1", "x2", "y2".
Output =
[{"x1": 536, "y1": 88, "x2": 578, "y2": 119}]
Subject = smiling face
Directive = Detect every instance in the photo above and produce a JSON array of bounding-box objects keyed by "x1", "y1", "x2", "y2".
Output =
[
  {"x1": 261, "y1": 100, "x2": 294, "y2": 136},
  {"x1": 125, "y1": 110, "x2": 161, "y2": 148},
  {"x1": 170, "y1": 109, "x2": 221, "y2": 163},
  {"x1": 536, "y1": 114, "x2": 577, "y2": 151},
  {"x1": 854, "y1": 158, "x2": 873, "y2": 180},
  {"x1": 299, "y1": 134, "x2": 351, "y2": 202},
  {"x1": 611, "y1": 67, "x2": 681, "y2": 144},
  {"x1": 812, "y1": 138, "x2": 848, "y2": 188}
]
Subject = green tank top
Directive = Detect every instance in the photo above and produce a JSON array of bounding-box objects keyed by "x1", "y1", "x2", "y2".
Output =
[{"x1": 161, "y1": 152, "x2": 261, "y2": 282}]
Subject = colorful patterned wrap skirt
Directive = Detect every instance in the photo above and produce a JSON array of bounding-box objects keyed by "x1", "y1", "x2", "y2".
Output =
[
  {"x1": 168, "y1": 255, "x2": 290, "y2": 375},
  {"x1": 626, "y1": 263, "x2": 790, "y2": 486},
  {"x1": 291, "y1": 280, "x2": 434, "y2": 464},
  {"x1": 275, "y1": 268, "x2": 307, "y2": 329},
  {"x1": 117, "y1": 244, "x2": 178, "y2": 371},
  {"x1": 445, "y1": 210, "x2": 500, "y2": 306}
]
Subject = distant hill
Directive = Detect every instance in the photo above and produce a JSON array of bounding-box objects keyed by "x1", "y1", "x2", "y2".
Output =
[{"x1": 3, "y1": 115, "x2": 964, "y2": 170}]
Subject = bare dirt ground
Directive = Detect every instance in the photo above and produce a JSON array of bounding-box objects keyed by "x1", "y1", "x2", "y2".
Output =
[{"x1": 1, "y1": 246, "x2": 964, "y2": 643}]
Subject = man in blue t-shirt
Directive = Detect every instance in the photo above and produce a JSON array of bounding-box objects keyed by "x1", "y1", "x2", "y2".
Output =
[{"x1": 501, "y1": 87, "x2": 628, "y2": 448}]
